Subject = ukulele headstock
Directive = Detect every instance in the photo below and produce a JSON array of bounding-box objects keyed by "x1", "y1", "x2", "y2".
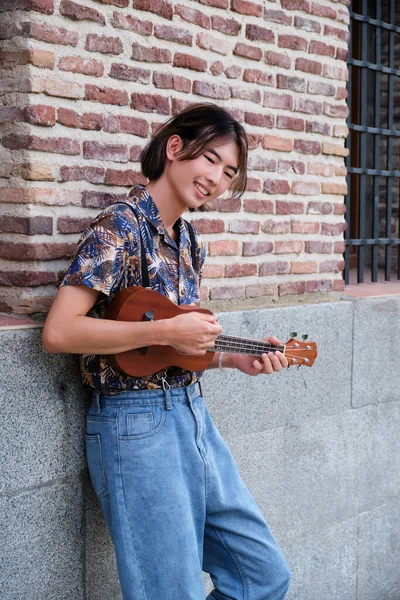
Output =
[{"x1": 284, "y1": 335, "x2": 317, "y2": 368}]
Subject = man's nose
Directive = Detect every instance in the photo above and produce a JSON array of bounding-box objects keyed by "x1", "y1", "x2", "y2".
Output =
[{"x1": 206, "y1": 165, "x2": 223, "y2": 186}]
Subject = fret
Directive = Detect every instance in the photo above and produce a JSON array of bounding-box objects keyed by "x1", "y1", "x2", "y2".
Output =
[{"x1": 207, "y1": 334, "x2": 285, "y2": 356}]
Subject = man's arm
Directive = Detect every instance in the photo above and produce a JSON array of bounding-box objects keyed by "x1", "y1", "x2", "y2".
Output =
[{"x1": 42, "y1": 285, "x2": 222, "y2": 356}]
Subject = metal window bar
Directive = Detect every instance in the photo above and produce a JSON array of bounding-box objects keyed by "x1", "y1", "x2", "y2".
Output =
[{"x1": 345, "y1": 0, "x2": 400, "y2": 283}]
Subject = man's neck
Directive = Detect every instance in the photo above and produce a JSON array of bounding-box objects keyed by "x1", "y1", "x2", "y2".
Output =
[{"x1": 146, "y1": 178, "x2": 183, "y2": 237}]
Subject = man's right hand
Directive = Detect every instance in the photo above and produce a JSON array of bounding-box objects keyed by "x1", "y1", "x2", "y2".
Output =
[{"x1": 165, "y1": 311, "x2": 223, "y2": 356}]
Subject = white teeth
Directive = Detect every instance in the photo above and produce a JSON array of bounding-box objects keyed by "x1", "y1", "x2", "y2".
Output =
[{"x1": 195, "y1": 183, "x2": 209, "y2": 196}]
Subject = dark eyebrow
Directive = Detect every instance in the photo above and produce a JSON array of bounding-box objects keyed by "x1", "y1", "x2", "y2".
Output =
[{"x1": 207, "y1": 149, "x2": 238, "y2": 174}]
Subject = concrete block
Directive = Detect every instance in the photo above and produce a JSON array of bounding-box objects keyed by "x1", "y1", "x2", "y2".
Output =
[
  {"x1": 352, "y1": 296, "x2": 400, "y2": 407},
  {"x1": 85, "y1": 485, "x2": 122, "y2": 600},
  {"x1": 357, "y1": 500, "x2": 400, "y2": 600},
  {"x1": 0, "y1": 478, "x2": 83, "y2": 599},
  {"x1": 203, "y1": 300, "x2": 353, "y2": 436},
  {"x1": 284, "y1": 518, "x2": 358, "y2": 600},
  {"x1": 0, "y1": 330, "x2": 90, "y2": 495}
]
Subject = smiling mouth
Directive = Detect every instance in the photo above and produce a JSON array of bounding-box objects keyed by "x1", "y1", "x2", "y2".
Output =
[{"x1": 194, "y1": 182, "x2": 210, "y2": 197}]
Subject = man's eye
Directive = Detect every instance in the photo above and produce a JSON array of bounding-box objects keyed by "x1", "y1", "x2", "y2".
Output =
[
  {"x1": 224, "y1": 172, "x2": 233, "y2": 179},
  {"x1": 205, "y1": 155, "x2": 214, "y2": 164}
]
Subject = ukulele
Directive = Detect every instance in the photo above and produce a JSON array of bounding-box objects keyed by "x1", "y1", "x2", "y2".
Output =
[{"x1": 105, "y1": 286, "x2": 317, "y2": 377}]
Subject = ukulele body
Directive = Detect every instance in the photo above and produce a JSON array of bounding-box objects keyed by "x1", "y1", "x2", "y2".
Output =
[{"x1": 105, "y1": 286, "x2": 215, "y2": 376}]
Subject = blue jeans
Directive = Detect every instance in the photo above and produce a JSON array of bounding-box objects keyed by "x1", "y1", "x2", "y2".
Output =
[{"x1": 86, "y1": 383, "x2": 291, "y2": 600}]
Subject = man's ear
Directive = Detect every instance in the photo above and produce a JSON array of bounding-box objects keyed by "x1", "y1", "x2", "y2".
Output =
[{"x1": 166, "y1": 135, "x2": 183, "y2": 161}]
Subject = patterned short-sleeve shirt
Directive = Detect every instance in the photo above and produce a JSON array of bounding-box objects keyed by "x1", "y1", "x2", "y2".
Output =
[{"x1": 60, "y1": 185, "x2": 206, "y2": 393}]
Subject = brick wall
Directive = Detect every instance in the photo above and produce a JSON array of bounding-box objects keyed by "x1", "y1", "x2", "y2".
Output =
[{"x1": 0, "y1": 0, "x2": 350, "y2": 316}]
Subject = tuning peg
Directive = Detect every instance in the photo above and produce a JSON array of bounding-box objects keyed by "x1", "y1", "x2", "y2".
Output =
[
  {"x1": 302, "y1": 334, "x2": 308, "y2": 341},
  {"x1": 290, "y1": 331, "x2": 297, "y2": 338}
]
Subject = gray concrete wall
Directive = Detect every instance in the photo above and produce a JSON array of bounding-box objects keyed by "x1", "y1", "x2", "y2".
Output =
[{"x1": 1, "y1": 295, "x2": 399, "y2": 600}]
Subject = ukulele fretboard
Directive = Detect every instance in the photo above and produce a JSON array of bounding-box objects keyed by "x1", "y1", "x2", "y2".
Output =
[{"x1": 208, "y1": 334, "x2": 285, "y2": 356}]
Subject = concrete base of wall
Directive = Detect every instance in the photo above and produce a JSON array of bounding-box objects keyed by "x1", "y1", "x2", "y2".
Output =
[{"x1": 1, "y1": 296, "x2": 399, "y2": 600}]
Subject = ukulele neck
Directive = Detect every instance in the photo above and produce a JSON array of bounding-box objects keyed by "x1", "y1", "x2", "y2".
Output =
[{"x1": 208, "y1": 334, "x2": 285, "y2": 356}]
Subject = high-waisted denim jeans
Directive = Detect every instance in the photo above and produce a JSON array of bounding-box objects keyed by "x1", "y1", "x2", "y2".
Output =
[{"x1": 86, "y1": 383, "x2": 291, "y2": 600}]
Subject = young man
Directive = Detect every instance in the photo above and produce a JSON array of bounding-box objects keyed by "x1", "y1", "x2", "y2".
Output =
[{"x1": 43, "y1": 104, "x2": 291, "y2": 600}]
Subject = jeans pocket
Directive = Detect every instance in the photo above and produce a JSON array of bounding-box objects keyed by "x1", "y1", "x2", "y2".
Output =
[
  {"x1": 119, "y1": 405, "x2": 166, "y2": 441},
  {"x1": 85, "y1": 434, "x2": 108, "y2": 500}
]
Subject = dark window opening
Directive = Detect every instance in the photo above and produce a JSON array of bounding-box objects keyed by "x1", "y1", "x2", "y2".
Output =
[{"x1": 345, "y1": 0, "x2": 400, "y2": 283}]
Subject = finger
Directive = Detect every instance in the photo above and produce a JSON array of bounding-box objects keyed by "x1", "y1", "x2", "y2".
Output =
[
  {"x1": 267, "y1": 352, "x2": 283, "y2": 372},
  {"x1": 260, "y1": 354, "x2": 274, "y2": 374},
  {"x1": 275, "y1": 350, "x2": 288, "y2": 368},
  {"x1": 264, "y1": 336, "x2": 282, "y2": 346}
]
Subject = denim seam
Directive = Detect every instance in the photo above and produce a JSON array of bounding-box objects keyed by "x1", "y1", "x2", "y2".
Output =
[
  {"x1": 87, "y1": 416, "x2": 116, "y2": 423},
  {"x1": 85, "y1": 434, "x2": 109, "y2": 501},
  {"x1": 206, "y1": 523, "x2": 250, "y2": 600},
  {"x1": 119, "y1": 409, "x2": 166, "y2": 441}
]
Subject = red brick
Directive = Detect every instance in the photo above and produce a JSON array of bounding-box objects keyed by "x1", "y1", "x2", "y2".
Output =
[
  {"x1": 197, "y1": 33, "x2": 229, "y2": 55},
  {"x1": 86, "y1": 33, "x2": 123, "y2": 55},
  {"x1": 281, "y1": 0, "x2": 310, "y2": 11},
  {"x1": 225, "y1": 263, "x2": 257, "y2": 277},
  {"x1": 129, "y1": 145, "x2": 143, "y2": 162},
  {"x1": 292, "y1": 181, "x2": 321, "y2": 195},
  {"x1": 81, "y1": 112, "x2": 104, "y2": 130},
  {"x1": 110, "y1": 63, "x2": 150, "y2": 84},
  {"x1": 208, "y1": 240, "x2": 240, "y2": 256},
  {"x1": 85, "y1": 84, "x2": 129, "y2": 106},
  {"x1": 0, "y1": 107, "x2": 25, "y2": 123},
  {"x1": 333, "y1": 203, "x2": 346, "y2": 215},
  {"x1": 322, "y1": 141, "x2": 349, "y2": 158},
  {"x1": 291, "y1": 220, "x2": 319, "y2": 234},
  {"x1": 44, "y1": 79, "x2": 82, "y2": 99},
  {"x1": 243, "y1": 69, "x2": 274, "y2": 87},
  {"x1": 202, "y1": 265, "x2": 224, "y2": 278},
  {"x1": 260, "y1": 261, "x2": 290, "y2": 276},
  {"x1": 308, "y1": 162, "x2": 335, "y2": 177},
  {"x1": 119, "y1": 115, "x2": 149, "y2": 137},
  {"x1": 102, "y1": 115, "x2": 119, "y2": 134},
  {"x1": 295, "y1": 98, "x2": 322, "y2": 115},
  {"x1": 276, "y1": 201, "x2": 304, "y2": 214},
  {"x1": 306, "y1": 280, "x2": 333, "y2": 293},
  {"x1": 310, "y1": 3, "x2": 337, "y2": 19},
  {"x1": 278, "y1": 35, "x2": 307, "y2": 51},
  {"x1": 132, "y1": 0, "x2": 173, "y2": 20},
  {"x1": 245, "y1": 112, "x2": 274, "y2": 128},
  {"x1": 247, "y1": 134, "x2": 262, "y2": 149},
  {"x1": 309, "y1": 40, "x2": 335, "y2": 57},
  {"x1": 192, "y1": 81, "x2": 230, "y2": 100},
  {"x1": 333, "y1": 279, "x2": 345, "y2": 292},
  {"x1": 171, "y1": 99, "x2": 193, "y2": 114},
  {"x1": 229, "y1": 220, "x2": 260, "y2": 234},
  {"x1": 3, "y1": 134, "x2": 80, "y2": 155},
  {"x1": 263, "y1": 180, "x2": 290, "y2": 195},
  {"x1": 83, "y1": 141, "x2": 129, "y2": 162},
  {"x1": 198, "y1": 0, "x2": 228, "y2": 8},
  {"x1": 0, "y1": 215, "x2": 52, "y2": 235},
  {"x1": 319, "y1": 259, "x2": 344, "y2": 273},
  {"x1": 57, "y1": 107, "x2": 80, "y2": 128},
  {"x1": 59, "y1": 55, "x2": 104, "y2": 77},
  {"x1": 305, "y1": 241, "x2": 332, "y2": 253},
  {"x1": 263, "y1": 135, "x2": 293, "y2": 152},
  {"x1": 190, "y1": 219, "x2": 225, "y2": 234},
  {"x1": 308, "y1": 202, "x2": 332, "y2": 214},
  {"x1": 334, "y1": 241, "x2": 345, "y2": 253},
  {"x1": 210, "y1": 286, "x2": 245, "y2": 300},
  {"x1": 233, "y1": 43, "x2": 262, "y2": 61},
  {"x1": 59, "y1": 166, "x2": 105, "y2": 184},
  {"x1": 22, "y1": 22, "x2": 78, "y2": 46},
  {"x1": 0, "y1": 271, "x2": 55, "y2": 287},
  {"x1": 0, "y1": 23, "x2": 21, "y2": 39},
  {"x1": 1, "y1": 0, "x2": 54, "y2": 13},
  {"x1": 60, "y1": 0, "x2": 105, "y2": 24},
  {"x1": 131, "y1": 92, "x2": 170, "y2": 114},
  {"x1": 308, "y1": 81, "x2": 335, "y2": 96},
  {"x1": 336, "y1": 87, "x2": 348, "y2": 101},
  {"x1": 264, "y1": 51, "x2": 291, "y2": 69},
  {"x1": 173, "y1": 53, "x2": 206, "y2": 72},
  {"x1": 105, "y1": 169, "x2": 145, "y2": 186},
  {"x1": 82, "y1": 191, "x2": 127, "y2": 208},
  {"x1": 132, "y1": 43, "x2": 171, "y2": 63},
  {"x1": 231, "y1": 0, "x2": 262, "y2": 17},
  {"x1": 209, "y1": 197, "x2": 241, "y2": 212},
  {"x1": 111, "y1": 11, "x2": 152, "y2": 35},
  {"x1": 155, "y1": 24, "x2": 192, "y2": 46},
  {"x1": 176, "y1": 5, "x2": 210, "y2": 29},
  {"x1": 278, "y1": 282, "x2": 306, "y2": 296},
  {"x1": 246, "y1": 24, "x2": 274, "y2": 43},
  {"x1": 248, "y1": 156, "x2": 276, "y2": 172},
  {"x1": 294, "y1": 16, "x2": 321, "y2": 32},
  {"x1": 231, "y1": 86, "x2": 261, "y2": 104},
  {"x1": 244, "y1": 199, "x2": 274, "y2": 214},
  {"x1": 95, "y1": 0, "x2": 129, "y2": 6},
  {"x1": 57, "y1": 217, "x2": 92, "y2": 234},
  {"x1": 295, "y1": 57, "x2": 322, "y2": 75},
  {"x1": 263, "y1": 92, "x2": 293, "y2": 110},
  {"x1": 305, "y1": 121, "x2": 330, "y2": 135},
  {"x1": 0, "y1": 242, "x2": 75, "y2": 261},
  {"x1": 243, "y1": 241, "x2": 273, "y2": 255},
  {"x1": 0, "y1": 49, "x2": 55, "y2": 69},
  {"x1": 277, "y1": 74, "x2": 305, "y2": 92},
  {"x1": 294, "y1": 139, "x2": 321, "y2": 155},
  {"x1": 324, "y1": 102, "x2": 349, "y2": 119},
  {"x1": 224, "y1": 65, "x2": 242, "y2": 79},
  {"x1": 245, "y1": 178, "x2": 261, "y2": 192},
  {"x1": 263, "y1": 9, "x2": 292, "y2": 25},
  {"x1": 210, "y1": 61, "x2": 224, "y2": 76},
  {"x1": 278, "y1": 160, "x2": 305, "y2": 174},
  {"x1": 173, "y1": 75, "x2": 191, "y2": 93},
  {"x1": 0, "y1": 188, "x2": 80, "y2": 206},
  {"x1": 322, "y1": 183, "x2": 348, "y2": 196},
  {"x1": 325, "y1": 24, "x2": 349, "y2": 42},
  {"x1": 246, "y1": 283, "x2": 277, "y2": 298},
  {"x1": 277, "y1": 116, "x2": 304, "y2": 132},
  {"x1": 24, "y1": 105, "x2": 56, "y2": 126},
  {"x1": 291, "y1": 261, "x2": 317, "y2": 274},
  {"x1": 212, "y1": 15, "x2": 241, "y2": 35},
  {"x1": 321, "y1": 222, "x2": 347, "y2": 236}
]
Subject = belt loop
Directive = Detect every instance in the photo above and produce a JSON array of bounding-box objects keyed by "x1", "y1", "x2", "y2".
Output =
[
  {"x1": 93, "y1": 390, "x2": 101, "y2": 414},
  {"x1": 161, "y1": 378, "x2": 172, "y2": 411},
  {"x1": 197, "y1": 380, "x2": 203, "y2": 399}
]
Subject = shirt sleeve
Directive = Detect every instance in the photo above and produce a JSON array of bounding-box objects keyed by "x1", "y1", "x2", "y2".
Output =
[{"x1": 60, "y1": 204, "x2": 138, "y2": 296}]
